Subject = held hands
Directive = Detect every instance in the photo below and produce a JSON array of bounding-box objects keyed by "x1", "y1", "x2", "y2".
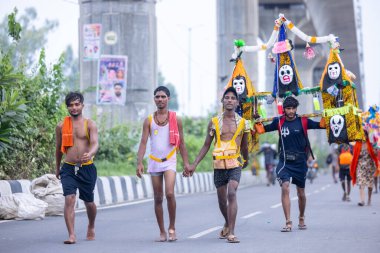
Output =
[
  {"x1": 182, "y1": 164, "x2": 196, "y2": 177},
  {"x1": 136, "y1": 163, "x2": 144, "y2": 178}
]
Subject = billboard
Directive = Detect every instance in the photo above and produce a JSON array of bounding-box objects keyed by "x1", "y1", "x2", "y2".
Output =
[
  {"x1": 97, "y1": 55, "x2": 128, "y2": 105},
  {"x1": 83, "y1": 23, "x2": 101, "y2": 60}
]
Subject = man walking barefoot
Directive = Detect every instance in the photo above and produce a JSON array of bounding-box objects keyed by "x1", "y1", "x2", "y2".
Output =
[{"x1": 56, "y1": 92, "x2": 99, "y2": 244}]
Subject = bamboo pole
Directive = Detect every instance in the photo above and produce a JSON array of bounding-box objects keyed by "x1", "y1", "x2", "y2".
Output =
[{"x1": 255, "y1": 113, "x2": 322, "y2": 123}]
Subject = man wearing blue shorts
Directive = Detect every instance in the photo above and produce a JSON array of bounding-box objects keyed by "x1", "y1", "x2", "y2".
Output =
[
  {"x1": 55, "y1": 92, "x2": 99, "y2": 244},
  {"x1": 255, "y1": 96, "x2": 325, "y2": 232}
]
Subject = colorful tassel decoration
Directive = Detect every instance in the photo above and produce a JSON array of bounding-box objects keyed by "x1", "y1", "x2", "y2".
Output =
[
  {"x1": 258, "y1": 103, "x2": 267, "y2": 118},
  {"x1": 313, "y1": 96, "x2": 321, "y2": 111},
  {"x1": 268, "y1": 53, "x2": 275, "y2": 63},
  {"x1": 303, "y1": 43, "x2": 316, "y2": 60},
  {"x1": 277, "y1": 100, "x2": 283, "y2": 115}
]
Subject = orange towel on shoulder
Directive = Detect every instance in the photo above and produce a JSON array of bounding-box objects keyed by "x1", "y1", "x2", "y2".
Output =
[
  {"x1": 169, "y1": 111, "x2": 180, "y2": 148},
  {"x1": 61, "y1": 116, "x2": 73, "y2": 154}
]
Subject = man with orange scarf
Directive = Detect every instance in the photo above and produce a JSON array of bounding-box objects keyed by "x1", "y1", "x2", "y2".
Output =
[
  {"x1": 55, "y1": 92, "x2": 99, "y2": 244},
  {"x1": 350, "y1": 131, "x2": 380, "y2": 206}
]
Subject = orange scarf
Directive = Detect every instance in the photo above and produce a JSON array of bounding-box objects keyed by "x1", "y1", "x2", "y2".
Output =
[
  {"x1": 350, "y1": 138, "x2": 379, "y2": 185},
  {"x1": 169, "y1": 111, "x2": 180, "y2": 148},
  {"x1": 61, "y1": 116, "x2": 73, "y2": 154}
]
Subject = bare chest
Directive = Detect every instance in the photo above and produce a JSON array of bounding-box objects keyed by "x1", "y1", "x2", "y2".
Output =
[{"x1": 72, "y1": 121, "x2": 89, "y2": 141}]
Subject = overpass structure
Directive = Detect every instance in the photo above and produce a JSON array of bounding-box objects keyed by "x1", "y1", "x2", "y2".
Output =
[{"x1": 217, "y1": 0, "x2": 364, "y2": 109}]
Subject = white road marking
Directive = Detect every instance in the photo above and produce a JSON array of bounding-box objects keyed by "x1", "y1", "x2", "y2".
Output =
[
  {"x1": 188, "y1": 226, "x2": 223, "y2": 239},
  {"x1": 270, "y1": 203, "x2": 282, "y2": 208},
  {"x1": 241, "y1": 211, "x2": 263, "y2": 219},
  {"x1": 76, "y1": 199, "x2": 153, "y2": 213},
  {"x1": 291, "y1": 197, "x2": 298, "y2": 201},
  {"x1": 313, "y1": 190, "x2": 320, "y2": 194}
]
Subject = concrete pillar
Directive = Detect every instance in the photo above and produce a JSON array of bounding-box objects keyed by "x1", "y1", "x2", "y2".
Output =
[
  {"x1": 79, "y1": 0, "x2": 157, "y2": 126},
  {"x1": 217, "y1": 0, "x2": 259, "y2": 102}
]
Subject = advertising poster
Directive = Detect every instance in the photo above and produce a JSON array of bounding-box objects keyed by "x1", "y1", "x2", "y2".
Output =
[
  {"x1": 97, "y1": 55, "x2": 128, "y2": 105},
  {"x1": 83, "y1": 23, "x2": 101, "y2": 60}
]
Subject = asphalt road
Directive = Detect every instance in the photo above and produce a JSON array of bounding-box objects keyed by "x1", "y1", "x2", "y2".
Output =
[{"x1": 1, "y1": 173, "x2": 379, "y2": 253}]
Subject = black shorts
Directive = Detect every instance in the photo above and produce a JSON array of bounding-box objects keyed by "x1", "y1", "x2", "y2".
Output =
[
  {"x1": 339, "y1": 166, "x2": 351, "y2": 181},
  {"x1": 214, "y1": 167, "x2": 241, "y2": 188},
  {"x1": 60, "y1": 163, "x2": 97, "y2": 202}
]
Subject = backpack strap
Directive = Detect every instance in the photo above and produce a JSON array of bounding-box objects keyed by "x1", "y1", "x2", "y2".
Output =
[
  {"x1": 300, "y1": 117, "x2": 314, "y2": 159},
  {"x1": 212, "y1": 117, "x2": 221, "y2": 148}
]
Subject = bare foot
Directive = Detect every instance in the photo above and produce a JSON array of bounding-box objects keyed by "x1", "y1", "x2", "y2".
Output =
[
  {"x1": 154, "y1": 232, "x2": 167, "y2": 242},
  {"x1": 168, "y1": 229, "x2": 177, "y2": 242},
  {"x1": 86, "y1": 227, "x2": 95, "y2": 241},
  {"x1": 64, "y1": 235, "x2": 76, "y2": 244}
]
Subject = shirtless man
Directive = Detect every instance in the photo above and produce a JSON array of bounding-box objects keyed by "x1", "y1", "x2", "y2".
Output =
[
  {"x1": 136, "y1": 86, "x2": 190, "y2": 242},
  {"x1": 55, "y1": 92, "x2": 99, "y2": 244},
  {"x1": 187, "y1": 87, "x2": 249, "y2": 243}
]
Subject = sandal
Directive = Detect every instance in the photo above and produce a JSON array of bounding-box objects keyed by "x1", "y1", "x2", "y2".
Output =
[
  {"x1": 358, "y1": 201, "x2": 365, "y2": 206},
  {"x1": 298, "y1": 216, "x2": 307, "y2": 230},
  {"x1": 281, "y1": 220, "x2": 292, "y2": 232},
  {"x1": 219, "y1": 226, "x2": 229, "y2": 239},
  {"x1": 168, "y1": 229, "x2": 177, "y2": 242},
  {"x1": 226, "y1": 234, "x2": 240, "y2": 243}
]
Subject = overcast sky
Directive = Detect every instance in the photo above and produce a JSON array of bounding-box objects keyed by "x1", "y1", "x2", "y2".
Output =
[{"x1": 0, "y1": 0, "x2": 379, "y2": 115}]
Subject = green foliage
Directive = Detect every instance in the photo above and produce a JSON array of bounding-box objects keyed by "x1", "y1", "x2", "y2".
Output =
[
  {"x1": 0, "y1": 7, "x2": 58, "y2": 67},
  {"x1": 7, "y1": 8, "x2": 22, "y2": 41},
  {"x1": 0, "y1": 9, "x2": 66, "y2": 179},
  {"x1": 97, "y1": 124, "x2": 140, "y2": 163}
]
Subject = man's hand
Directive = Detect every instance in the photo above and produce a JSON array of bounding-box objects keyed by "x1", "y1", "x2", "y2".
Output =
[
  {"x1": 136, "y1": 163, "x2": 144, "y2": 178},
  {"x1": 55, "y1": 168, "x2": 60, "y2": 180},
  {"x1": 187, "y1": 164, "x2": 196, "y2": 176},
  {"x1": 81, "y1": 153, "x2": 91, "y2": 163},
  {"x1": 242, "y1": 160, "x2": 249, "y2": 169}
]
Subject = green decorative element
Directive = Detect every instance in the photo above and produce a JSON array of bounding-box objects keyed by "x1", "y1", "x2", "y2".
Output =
[
  {"x1": 258, "y1": 104, "x2": 267, "y2": 118},
  {"x1": 234, "y1": 39, "x2": 246, "y2": 48},
  {"x1": 245, "y1": 96, "x2": 254, "y2": 103},
  {"x1": 342, "y1": 80, "x2": 356, "y2": 89},
  {"x1": 300, "y1": 86, "x2": 321, "y2": 95},
  {"x1": 322, "y1": 104, "x2": 360, "y2": 117}
]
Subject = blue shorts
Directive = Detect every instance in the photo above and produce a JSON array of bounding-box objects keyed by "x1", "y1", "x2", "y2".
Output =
[
  {"x1": 60, "y1": 163, "x2": 97, "y2": 202},
  {"x1": 276, "y1": 159, "x2": 307, "y2": 189}
]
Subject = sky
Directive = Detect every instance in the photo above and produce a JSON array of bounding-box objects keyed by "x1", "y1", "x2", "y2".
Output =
[{"x1": 0, "y1": 0, "x2": 379, "y2": 115}]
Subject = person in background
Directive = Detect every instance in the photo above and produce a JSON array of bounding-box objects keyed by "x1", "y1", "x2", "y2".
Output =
[{"x1": 350, "y1": 131, "x2": 379, "y2": 206}]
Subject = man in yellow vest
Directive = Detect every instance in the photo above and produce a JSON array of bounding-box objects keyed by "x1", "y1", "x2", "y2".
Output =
[{"x1": 188, "y1": 87, "x2": 250, "y2": 243}]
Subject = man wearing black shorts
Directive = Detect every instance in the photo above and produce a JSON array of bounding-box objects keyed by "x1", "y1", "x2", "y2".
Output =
[
  {"x1": 255, "y1": 96, "x2": 325, "y2": 232},
  {"x1": 187, "y1": 87, "x2": 249, "y2": 243},
  {"x1": 55, "y1": 92, "x2": 99, "y2": 244}
]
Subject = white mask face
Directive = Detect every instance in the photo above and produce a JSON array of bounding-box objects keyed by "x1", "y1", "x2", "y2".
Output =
[
  {"x1": 279, "y1": 65, "x2": 294, "y2": 85},
  {"x1": 328, "y1": 62, "x2": 341, "y2": 80},
  {"x1": 232, "y1": 78, "x2": 246, "y2": 95},
  {"x1": 330, "y1": 115, "x2": 344, "y2": 138}
]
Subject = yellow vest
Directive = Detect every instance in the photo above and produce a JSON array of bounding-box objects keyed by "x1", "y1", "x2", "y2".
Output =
[{"x1": 212, "y1": 116, "x2": 245, "y2": 169}]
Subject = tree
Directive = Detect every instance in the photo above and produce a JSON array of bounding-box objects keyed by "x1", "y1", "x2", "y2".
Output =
[
  {"x1": 158, "y1": 71, "x2": 179, "y2": 111},
  {"x1": 0, "y1": 9, "x2": 67, "y2": 179},
  {"x1": 0, "y1": 7, "x2": 58, "y2": 67}
]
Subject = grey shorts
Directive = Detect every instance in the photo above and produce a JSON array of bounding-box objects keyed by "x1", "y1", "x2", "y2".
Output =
[
  {"x1": 214, "y1": 167, "x2": 241, "y2": 188},
  {"x1": 150, "y1": 171, "x2": 164, "y2": 177}
]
